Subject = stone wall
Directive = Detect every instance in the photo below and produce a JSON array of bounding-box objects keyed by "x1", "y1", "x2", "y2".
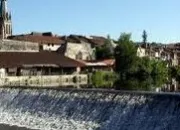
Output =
[
  {"x1": 65, "y1": 42, "x2": 95, "y2": 61},
  {"x1": 0, "y1": 39, "x2": 39, "y2": 52}
]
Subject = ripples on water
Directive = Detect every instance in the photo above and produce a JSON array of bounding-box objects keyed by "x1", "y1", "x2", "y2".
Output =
[{"x1": 0, "y1": 88, "x2": 179, "y2": 130}]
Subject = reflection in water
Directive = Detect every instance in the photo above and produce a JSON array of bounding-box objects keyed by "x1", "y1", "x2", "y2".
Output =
[
  {"x1": 115, "y1": 77, "x2": 180, "y2": 93},
  {"x1": 159, "y1": 79, "x2": 179, "y2": 92}
]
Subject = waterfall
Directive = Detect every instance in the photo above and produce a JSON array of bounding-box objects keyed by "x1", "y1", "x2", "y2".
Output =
[{"x1": 0, "y1": 88, "x2": 179, "y2": 130}]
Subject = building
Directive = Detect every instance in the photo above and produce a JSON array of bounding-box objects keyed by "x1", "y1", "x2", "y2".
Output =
[
  {"x1": 57, "y1": 35, "x2": 116, "y2": 61},
  {"x1": 9, "y1": 32, "x2": 64, "y2": 51},
  {"x1": 0, "y1": 52, "x2": 88, "y2": 87},
  {"x1": 0, "y1": 0, "x2": 12, "y2": 39},
  {"x1": 137, "y1": 44, "x2": 179, "y2": 66},
  {"x1": 137, "y1": 46, "x2": 146, "y2": 57},
  {"x1": 58, "y1": 35, "x2": 97, "y2": 61},
  {"x1": 0, "y1": 39, "x2": 39, "y2": 52},
  {"x1": 79, "y1": 59, "x2": 115, "y2": 72}
]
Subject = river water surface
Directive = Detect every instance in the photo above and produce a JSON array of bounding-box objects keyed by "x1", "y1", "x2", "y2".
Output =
[{"x1": 0, "y1": 88, "x2": 179, "y2": 130}]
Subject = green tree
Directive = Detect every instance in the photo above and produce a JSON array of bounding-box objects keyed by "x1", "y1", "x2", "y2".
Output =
[
  {"x1": 169, "y1": 66, "x2": 180, "y2": 80},
  {"x1": 114, "y1": 33, "x2": 138, "y2": 79},
  {"x1": 142, "y1": 30, "x2": 147, "y2": 44},
  {"x1": 136, "y1": 57, "x2": 168, "y2": 80},
  {"x1": 137, "y1": 57, "x2": 153, "y2": 77},
  {"x1": 151, "y1": 60, "x2": 168, "y2": 77},
  {"x1": 95, "y1": 35, "x2": 114, "y2": 60}
]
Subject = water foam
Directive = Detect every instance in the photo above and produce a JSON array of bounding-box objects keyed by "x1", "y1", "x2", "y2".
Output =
[{"x1": 0, "y1": 88, "x2": 178, "y2": 130}]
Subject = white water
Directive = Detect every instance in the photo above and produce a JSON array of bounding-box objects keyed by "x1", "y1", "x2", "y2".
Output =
[{"x1": 0, "y1": 88, "x2": 179, "y2": 130}]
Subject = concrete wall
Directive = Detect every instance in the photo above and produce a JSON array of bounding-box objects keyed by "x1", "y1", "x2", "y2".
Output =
[
  {"x1": 0, "y1": 39, "x2": 39, "y2": 52},
  {"x1": 65, "y1": 42, "x2": 95, "y2": 60},
  {"x1": 1, "y1": 74, "x2": 88, "y2": 88}
]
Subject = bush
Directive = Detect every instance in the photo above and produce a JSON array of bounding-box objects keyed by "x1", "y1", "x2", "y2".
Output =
[
  {"x1": 169, "y1": 66, "x2": 180, "y2": 81},
  {"x1": 91, "y1": 71, "x2": 118, "y2": 88}
]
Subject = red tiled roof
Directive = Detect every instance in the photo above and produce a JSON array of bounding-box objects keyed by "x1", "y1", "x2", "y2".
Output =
[
  {"x1": 0, "y1": 52, "x2": 84, "y2": 68},
  {"x1": 89, "y1": 36, "x2": 106, "y2": 46},
  {"x1": 100, "y1": 59, "x2": 115, "y2": 66},
  {"x1": 60, "y1": 35, "x2": 106, "y2": 46},
  {"x1": 61, "y1": 35, "x2": 81, "y2": 43},
  {"x1": 77, "y1": 59, "x2": 115, "y2": 67},
  {"x1": 8, "y1": 35, "x2": 65, "y2": 45},
  {"x1": 9, "y1": 33, "x2": 106, "y2": 46}
]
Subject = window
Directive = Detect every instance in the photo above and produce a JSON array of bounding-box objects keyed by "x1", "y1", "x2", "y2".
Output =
[
  {"x1": 9, "y1": 25, "x2": 11, "y2": 34},
  {"x1": 66, "y1": 78, "x2": 69, "y2": 83},
  {"x1": 79, "y1": 76, "x2": 81, "y2": 82},
  {"x1": 6, "y1": 24, "x2": 8, "y2": 34},
  {"x1": 76, "y1": 51, "x2": 83, "y2": 60},
  {"x1": 39, "y1": 45, "x2": 43, "y2": 50},
  {"x1": 86, "y1": 56, "x2": 90, "y2": 61},
  {"x1": 7, "y1": 68, "x2": 17, "y2": 76}
]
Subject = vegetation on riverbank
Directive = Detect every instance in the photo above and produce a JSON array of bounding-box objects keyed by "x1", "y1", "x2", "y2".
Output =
[
  {"x1": 93, "y1": 32, "x2": 180, "y2": 90},
  {"x1": 115, "y1": 34, "x2": 168, "y2": 74},
  {"x1": 94, "y1": 32, "x2": 172, "y2": 90},
  {"x1": 169, "y1": 66, "x2": 180, "y2": 81},
  {"x1": 91, "y1": 71, "x2": 117, "y2": 88}
]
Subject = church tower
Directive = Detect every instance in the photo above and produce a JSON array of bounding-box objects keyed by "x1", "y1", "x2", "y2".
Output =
[{"x1": 0, "y1": 0, "x2": 12, "y2": 39}]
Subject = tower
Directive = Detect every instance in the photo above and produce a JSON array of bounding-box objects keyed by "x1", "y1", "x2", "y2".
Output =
[{"x1": 0, "y1": 0, "x2": 12, "y2": 39}]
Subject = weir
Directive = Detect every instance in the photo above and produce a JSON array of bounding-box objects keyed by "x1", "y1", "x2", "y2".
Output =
[{"x1": 0, "y1": 88, "x2": 179, "y2": 130}]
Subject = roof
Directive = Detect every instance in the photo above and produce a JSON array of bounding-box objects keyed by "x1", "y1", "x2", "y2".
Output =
[
  {"x1": 0, "y1": 52, "x2": 84, "y2": 68},
  {"x1": 100, "y1": 59, "x2": 115, "y2": 66},
  {"x1": 89, "y1": 36, "x2": 106, "y2": 46},
  {"x1": 8, "y1": 35, "x2": 65, "y2": 45},
  {"x1": 78, "y1": 59, "x2": 115, "y2": 67},
  {"x1": 78, "y1": 60, "x2": 107, "y2": 67},
  {"x1": 9, "y1": 33, "x2": 107, "y2": 46},
  {"x1": 60, "y1": 35, "x2": 81, "y2": 43},
  {"x1": 60, "y1": 35, "x2": 106, "y2": 46}
]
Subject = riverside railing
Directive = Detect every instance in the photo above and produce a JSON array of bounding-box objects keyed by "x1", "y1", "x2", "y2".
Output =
[{"x1": 0, "y1": 74, "x2": 88, "y2": 88}]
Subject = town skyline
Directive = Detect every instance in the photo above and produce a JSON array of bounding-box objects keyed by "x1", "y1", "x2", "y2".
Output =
[{"x1": 8, "y1": 0, "x2": 180, "y2": 43}]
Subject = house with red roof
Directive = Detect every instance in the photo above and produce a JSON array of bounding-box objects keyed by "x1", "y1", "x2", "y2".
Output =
[
  {"x1": 0, "y1": 51, "x2": 88, "y2": 87},
  {"x1": 8, "y1": 32, "x2": 65, "y2": 52}
]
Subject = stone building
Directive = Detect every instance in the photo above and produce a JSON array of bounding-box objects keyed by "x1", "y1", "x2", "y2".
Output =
[
  {"x1": 58, "y1": 35, "x2": 96, "y2": 61},
  {"x1": 137, "y1": 44, "x2": 179, "y2": 67},
  {"x1": 0, "y1": 0, "x2": 12, "y2": 39},
  {"x1": 9, "y1": 32, "x2": 64, "y2": 51}
]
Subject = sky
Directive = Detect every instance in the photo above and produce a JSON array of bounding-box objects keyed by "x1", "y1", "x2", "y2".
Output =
[{"x1": 8, "y1": 0, "x2": 180, "y2": 43}]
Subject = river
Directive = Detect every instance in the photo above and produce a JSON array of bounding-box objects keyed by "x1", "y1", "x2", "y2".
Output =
[{"x1": 0, "y1": 88, "x2": 179, "y2": 130}]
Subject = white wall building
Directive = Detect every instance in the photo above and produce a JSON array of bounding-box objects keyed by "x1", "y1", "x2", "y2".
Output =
[{"x1": 137, "y1": 46, "x2": 146, "y2": 57}]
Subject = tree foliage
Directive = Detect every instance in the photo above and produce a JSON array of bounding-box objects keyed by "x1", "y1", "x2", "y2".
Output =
[
  {"x1": 115, "y1": 76, "x2": 165, "y2": 91},
  {"x1": 142, "y1": 30, "x2": 147, "y2": 44},
  {"x1": 169, "y1": 66, "x2": 180, "y2": 81},
  {"x1": 136, "y1": 58, "x2": 168, "y2": 78},
  {"x1": 114, "y1": 33, "x2": 138, "y2": 78},
  {"x1": 95, "y1": 35, "x2": 114, "y2": 60},
  {"x1": 91, "y1": 71, "x2": 117, "y2": 88}
]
